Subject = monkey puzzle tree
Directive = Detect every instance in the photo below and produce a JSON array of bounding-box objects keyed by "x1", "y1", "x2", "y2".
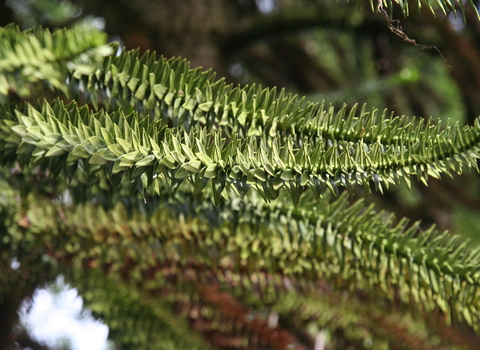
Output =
[{"x1": 1, "y1": 0, "x2": 480, "y2": 349}]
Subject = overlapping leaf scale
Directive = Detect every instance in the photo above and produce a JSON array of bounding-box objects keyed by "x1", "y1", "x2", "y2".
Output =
[
  {"x1": 269, "y1": 292, "x2": 452, "y2": 350},
  {"x1": 73, "y1": 242, "x2": 466, "y2": 350},
  {"x1": 246, "y1": 192, "x2": 480, "y2": 329},
  {"x1": 12, "y1": 184, "x2": 480, "y2": 331},
  {"x1": 74, "y1": 265, "x2": 305, "y2": 350},
  {"x1": 89, "y1": 257, "x2": 437, "y2": 350},
  {"x1": 2, "y1": 100, "x2": 480, "y2": 203},
  {"x1": 68, "y1": 269, "x2": 211, "y2": 350},
  {"x1": 69, "y1": 49, "x2": 450, "y2": 148},
  {"x1": 4, "y1": 179, "x2": 473, "y2": 348},
  {"x1": 0, "y1": 24, "x2": 112, "y2": 97}
]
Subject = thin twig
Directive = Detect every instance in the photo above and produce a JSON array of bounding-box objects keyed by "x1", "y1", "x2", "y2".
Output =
[{"x1": 377, "y1": 0, "x2": 452, "y2": 68}]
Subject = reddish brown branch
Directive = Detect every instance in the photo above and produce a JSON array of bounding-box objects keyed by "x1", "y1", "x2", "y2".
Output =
[{"x1": 198, "y1": 285, "x2": 306, "y2": 350}]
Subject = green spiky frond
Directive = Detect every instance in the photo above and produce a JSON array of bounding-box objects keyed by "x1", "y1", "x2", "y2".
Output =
[
  {"x1": 1, "y1": 92, "x2": 480, "y2": 206},
  {"x1": 72, "y1": 269, "x2": 212, "y2": 350},
  {"x1": 2, "y1": 180, "x2": 478, "y2": 348},
  {"x1": 0, "y1": 24, "x2": 112, "y2": 99},
  {"x1": 65, "y1": 48, "x2": 444, "y2": 147},
  {"x1": 2, "y1": 171, "x2": 480, "y2": 332}
]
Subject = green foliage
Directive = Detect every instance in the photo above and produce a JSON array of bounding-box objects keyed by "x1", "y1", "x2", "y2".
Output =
[
  {"x1": 1, "y1": 11, "x2": 480, "y2": 350},
  {"x1": 9, "y1": 185, "x2": 480, "y2": 327},
  {"x1": 2, "y1": 53, "x2": 480, "y2": 204},
  {"x1": 0, "y1": 24, "x2": 112, "y2": 99},
  {"x1": 73, "y1": 270, "x2": 211, "y2": 350}
]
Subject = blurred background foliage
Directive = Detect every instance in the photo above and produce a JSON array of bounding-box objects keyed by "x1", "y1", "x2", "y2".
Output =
[{"x1": 2, "y1": 0, "x2": 480, "y2": 349}]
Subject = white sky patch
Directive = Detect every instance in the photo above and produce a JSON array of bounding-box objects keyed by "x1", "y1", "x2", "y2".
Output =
[
  {"x1": 10, "y1": 258, "x2": 20, "y2": 270},
  {"x1": 256, "y1": 0, "x2": 276, "y2": 13},
  {"x1": 448, "y1": 12, "x2": 465, "y2": 32},
  {"x1": 19, "y1": 277, "x2": 111, "y2": 350}
]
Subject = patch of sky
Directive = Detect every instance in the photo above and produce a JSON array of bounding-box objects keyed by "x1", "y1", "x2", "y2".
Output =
[{"x1": 20, "y1": 276, "x2": 113, "y2": 350}]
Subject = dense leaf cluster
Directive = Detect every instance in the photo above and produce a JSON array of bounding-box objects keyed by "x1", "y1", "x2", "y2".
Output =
[{"x1": 0, "y1": 24, "x2": 112, "y2": 98}]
